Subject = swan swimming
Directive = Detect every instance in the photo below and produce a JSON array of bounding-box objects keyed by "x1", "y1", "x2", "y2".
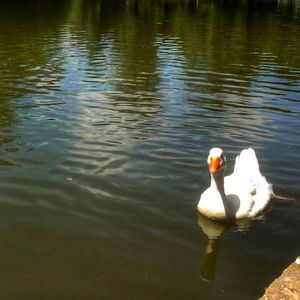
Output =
[{"x1": 197, "y1": 148, "x2": 274, "y2": 220}]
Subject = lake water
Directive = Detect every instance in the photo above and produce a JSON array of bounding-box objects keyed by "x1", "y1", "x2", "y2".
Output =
[{"x1": 0, "y1": 0, "x2": 299, "y2": 299}]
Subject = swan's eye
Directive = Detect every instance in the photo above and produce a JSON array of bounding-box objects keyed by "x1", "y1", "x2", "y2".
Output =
[{"x1": 220, "y1": 153, "x2": 226, "y2": 163}]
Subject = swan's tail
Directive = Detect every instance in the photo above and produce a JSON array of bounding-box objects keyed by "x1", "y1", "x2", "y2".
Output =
[{"x1": 233, "y1": 148, "x2": 261, "y2": 178}]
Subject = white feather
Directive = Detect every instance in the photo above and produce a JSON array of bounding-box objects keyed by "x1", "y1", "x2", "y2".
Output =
[{"x1": 197, "y1": 148, "x2": 274, "y2": 220}]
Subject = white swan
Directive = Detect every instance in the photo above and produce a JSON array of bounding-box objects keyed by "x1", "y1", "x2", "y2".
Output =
[{"x1": 197, "y1": 148, "x2": 274, "y2": 220}]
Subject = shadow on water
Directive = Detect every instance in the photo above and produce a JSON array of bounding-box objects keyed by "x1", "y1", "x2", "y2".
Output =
[
  {"x1": 0, "y1": 0, "x2": 72, "y2": 163},
  {"x1": 0, "y1": 0, "x2": 71, "y2": 101},
  {"x1": 1, "y1": 0, "x2": 299, "y2": 101}
]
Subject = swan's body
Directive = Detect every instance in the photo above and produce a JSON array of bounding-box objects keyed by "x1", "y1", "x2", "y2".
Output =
[{"x1": 197, "y1": 148, "x2": 274, "y2": 220}]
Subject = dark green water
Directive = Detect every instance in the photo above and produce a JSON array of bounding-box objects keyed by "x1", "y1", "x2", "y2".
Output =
[{"x1": 0, "y1": 0, "x2": 299, "y2": 298}]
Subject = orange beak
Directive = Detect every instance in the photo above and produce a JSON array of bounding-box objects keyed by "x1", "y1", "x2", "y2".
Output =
[{"x1": 209, "y1": 156, "x2": 220, "y2": 173}]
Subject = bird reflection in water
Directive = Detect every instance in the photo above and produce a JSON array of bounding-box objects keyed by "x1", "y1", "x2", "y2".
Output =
[{"x1": 197, "y1": 213, "x2": 251, "y2": 282}]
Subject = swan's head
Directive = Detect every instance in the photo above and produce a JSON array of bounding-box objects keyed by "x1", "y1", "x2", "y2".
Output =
[{"x1": 207, "y1": 148, "x2": 227, "y2": 174}]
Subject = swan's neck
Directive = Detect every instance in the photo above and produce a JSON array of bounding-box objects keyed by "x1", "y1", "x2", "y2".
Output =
[{"x1": 210, "y1": 171, "x2": 226, "y2": 199}]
